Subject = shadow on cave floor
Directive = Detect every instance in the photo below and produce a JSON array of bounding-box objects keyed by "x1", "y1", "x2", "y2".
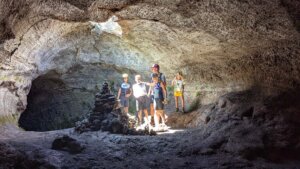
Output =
[
  {"x1": 1, "y1": 122, "x2": 300, "y2": 169},
  {"x1": 2, "y1": 87, "x2": 300, "y2": 168}
]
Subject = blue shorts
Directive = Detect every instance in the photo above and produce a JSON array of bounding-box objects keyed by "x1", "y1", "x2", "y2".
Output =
[
  {"x1": 154, "y1": 98, "x2": 164, "y2": 110},
  {"x1": 120, "y1": 96, "x2": 129, "y2": 107}
]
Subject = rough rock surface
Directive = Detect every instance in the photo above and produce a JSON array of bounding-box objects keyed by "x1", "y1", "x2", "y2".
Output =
[
  {"x1": 0, "y1": 0, "x2": 299, "y2": 124},
  {"x1": 1, "y1": 103, "x2": 300, "y2": 169},
  {"x1": 52, "y1": 135, "x2": 85, "y2": 154},
  {"x1": 0, "y1": 139, "x2": 61, "y2": 169},
  {"x1": 168, "y1": 88, "x2": 300, "y2": 161}
]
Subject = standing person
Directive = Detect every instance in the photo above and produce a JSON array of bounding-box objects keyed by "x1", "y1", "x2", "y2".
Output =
[
  {"x1": 149, "y1": 73, "x2": 167, "y2": 130},
  {"x1": 172, "y1": 72, "x2": 185, "y2": 113},
  {"x1": 132, "y1": 75, "x2": 150, "y2": 127},
  {"x1": 117, "y1": 73, "x2": 132, "y2": 114},
  {"x1": 149, "y1": 64, "x2": 167, "y2": 124}
]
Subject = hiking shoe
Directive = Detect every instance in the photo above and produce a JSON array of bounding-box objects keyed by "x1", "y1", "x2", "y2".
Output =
[
  {"x1": 176, "y1": 108, "x2": 179, "y2": 112},
  {"x1": 182, "y1": 108, "x2": 185, "y2": 113}
]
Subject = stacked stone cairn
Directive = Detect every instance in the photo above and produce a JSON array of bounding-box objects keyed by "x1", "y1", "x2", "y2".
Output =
[{"x1": 75, "y1": 82, "x2": 155, "y2": 135}]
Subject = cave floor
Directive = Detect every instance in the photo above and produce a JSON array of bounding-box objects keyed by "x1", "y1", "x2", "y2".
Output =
[{"x1": 1, "y1": 125, "x2": 299, "y2": 169}]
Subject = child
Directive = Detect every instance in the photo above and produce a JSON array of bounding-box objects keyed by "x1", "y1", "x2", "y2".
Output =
[
  {"x1": 172, "y1": 72, "x2": 185, "y2": 112},
  {"x1": 117, "y1": 74, "x2": 132, "y2": 114},
  {"x1": 149, "y1": 73, "x2": 167, "y2": 130},
  {"x1": 132, "y1": 75, "x2": 150, "y2": 127}
]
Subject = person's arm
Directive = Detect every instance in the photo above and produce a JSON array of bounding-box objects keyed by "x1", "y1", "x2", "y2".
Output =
[
  {"x1": 126, "y1": 88, "x2": 132, "y2": 98},
  {"x1": 182, "y1": 78, "x2": 185, "y2": 91},
  {"x1": 162, "y1": 74, "x2": 167, "y2": 87},
  {"x1": 143, "y1": 82, "x2": 154, "y2": 87},
  {"x1": 161, "y1": 82, "x2": 167, "y2": 100},
  {"x1": 147, "y1": 85, "x2": 152, "y2": 97},
  {"x1": 129, "y1": 88, "x2": 132, "y2": 96},
  {"x1": 172, "y1": 77, "x2": 176, "y2": 86},
  {"x1": 161, "y1": 74, "x2": 167, "y2": 96},
  {"x1": 178, "y1": 76, "x2": 184, "y2": 91},
  {"x1": 117, "y1": 88, "x2": 121, "y2": 99}
]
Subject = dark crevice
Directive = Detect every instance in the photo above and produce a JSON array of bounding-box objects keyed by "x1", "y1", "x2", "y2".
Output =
[{"x1": 18, "y1": 70, "x2": 93, "y2": 131}]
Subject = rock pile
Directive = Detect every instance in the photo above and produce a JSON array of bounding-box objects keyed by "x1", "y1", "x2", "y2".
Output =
[
  {"x1": 75, "y1": 82, "x2": 126, "y2": 133},
  {"x1": 75, "y1": 82, "x2": 153, "y2": 135}
]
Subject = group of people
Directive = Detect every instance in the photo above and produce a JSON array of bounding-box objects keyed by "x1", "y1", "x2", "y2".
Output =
[{"x1": 116, "y1": 64, "x2": 185, "y2": 130}]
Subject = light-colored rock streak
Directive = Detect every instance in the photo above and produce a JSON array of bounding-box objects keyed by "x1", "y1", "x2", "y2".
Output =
[{"x1": 89, "y1": 15, "x2": 122, "y2": 38}]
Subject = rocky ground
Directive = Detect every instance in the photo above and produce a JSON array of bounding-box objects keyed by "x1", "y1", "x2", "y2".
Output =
[
  {"x1": 0, "y1": 126, "x2": 299, "y2": 169},
  {"x1": 1, "y1": 89, "x2": 300, "y2": 169}
]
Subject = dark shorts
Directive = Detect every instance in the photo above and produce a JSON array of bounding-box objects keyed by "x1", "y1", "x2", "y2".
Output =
[
  {"x1": 136, "y1": 95, "x2": 149, "y2": 111},
  {"x1": 154, "y1": 98, "x2": 164, "y2": 110},
  {"x1": 150, "y1": 95, "x2": 154, "y2": 104},
  {"x1": 120, "y1": 96, "x2": 129, "y2": 107}
]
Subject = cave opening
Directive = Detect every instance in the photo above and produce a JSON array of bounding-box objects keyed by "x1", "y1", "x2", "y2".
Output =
[{"x1": 18, "y1": 71, "x2": 93, "y2": 131}]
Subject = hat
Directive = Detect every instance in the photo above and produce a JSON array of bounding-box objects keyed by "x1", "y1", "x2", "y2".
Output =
[
  {"x1": 122, "y1": 73, "x2": 128, "y2": 78},
  {"x1": 151, "y1": 64, "x2": 160, "y2": 70}
]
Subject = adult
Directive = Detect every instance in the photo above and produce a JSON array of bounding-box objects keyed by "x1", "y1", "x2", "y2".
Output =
[
  {"x1": 149, "y1": 64, "x2": 167, "y2": 123},
  {"x1": 149, "y1": 73, "x2": 167, "y2": 129}
]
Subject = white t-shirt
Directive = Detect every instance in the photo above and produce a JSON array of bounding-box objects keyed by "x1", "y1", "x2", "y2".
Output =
[
  {"x1": 174, "y1": 79, "x2": 184, "y2": 92},
  {"x1": 133, "y1": 83, "x2": 147, "y2": 98}
]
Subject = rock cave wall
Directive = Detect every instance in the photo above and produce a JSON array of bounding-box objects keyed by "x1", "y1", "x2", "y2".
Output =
[{"x1": 0, "y1": 0, "x2": 299, "y2": 128}]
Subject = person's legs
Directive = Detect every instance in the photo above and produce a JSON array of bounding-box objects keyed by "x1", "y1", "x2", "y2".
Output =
[
  {"x1": 175, "y1": 96, "x2": 179, "y2": 112},
  {"x1": 150, "y1": 103, "x2": 154, "y2": 117},
  {"x1": 143, "y1": 109, "x2": 149, "y2": 125},
  {"x1": 155, "y1": 98, "x2": 165, "y2": 128},
  {"x1": 140, "y1": 96, "x2": 149, "y2": 126},
  {"x1": 123, "y1": 107, "x2": 128, "y2": 113},
  {"x1": 154, "y1": 110, "x2": 161, "y2": 129},
  {"x1": 150, "y1": 95, "x2": 155, "y2": 125},
  {"x1": 160, "y1": 110, "x2": 166, "y2": 125},
  {"x1": 154, "y1": 110, "x2": 160, "y2": 128},
  {"x1": 138, "y1": 110, "x2": 142, "y2": 125},
  {"x1": 120, "y1": 97, "x2": 127, "y2": 113},
  {"x1": 124, "y1": 98, "x2": 129, "y2": 114},
  {"x1": 180, "y1": 95, "x2": 185, "y2": 112},
  {"x1": 150, "y1": 104, "x2": 154, "y2": 116}
]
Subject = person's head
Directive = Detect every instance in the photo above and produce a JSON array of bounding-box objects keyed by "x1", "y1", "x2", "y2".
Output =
[
  {"x1": 176, "y1": 71, "x2": 183, "y2": 80},
  {"x1": 152, "y1": 73, "x2": 159, "y2": 83},
  {"x1": 151, "y1": 64, "x2": 160, "y2": 73},
  {"x1": 122, "y1": 73, "x2": 128, "y2": 83},
  {"x1": 135, "y1": 75, "x2": 142, "y2": 83}
]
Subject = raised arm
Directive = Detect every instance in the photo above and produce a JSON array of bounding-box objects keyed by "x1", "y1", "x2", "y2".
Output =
[
  {"x1": 143, "y1": 82, "x2": 155, "y2": 87},
  {"x1": 171, "y1": 77, "x2": 176, "y2": 86}
]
